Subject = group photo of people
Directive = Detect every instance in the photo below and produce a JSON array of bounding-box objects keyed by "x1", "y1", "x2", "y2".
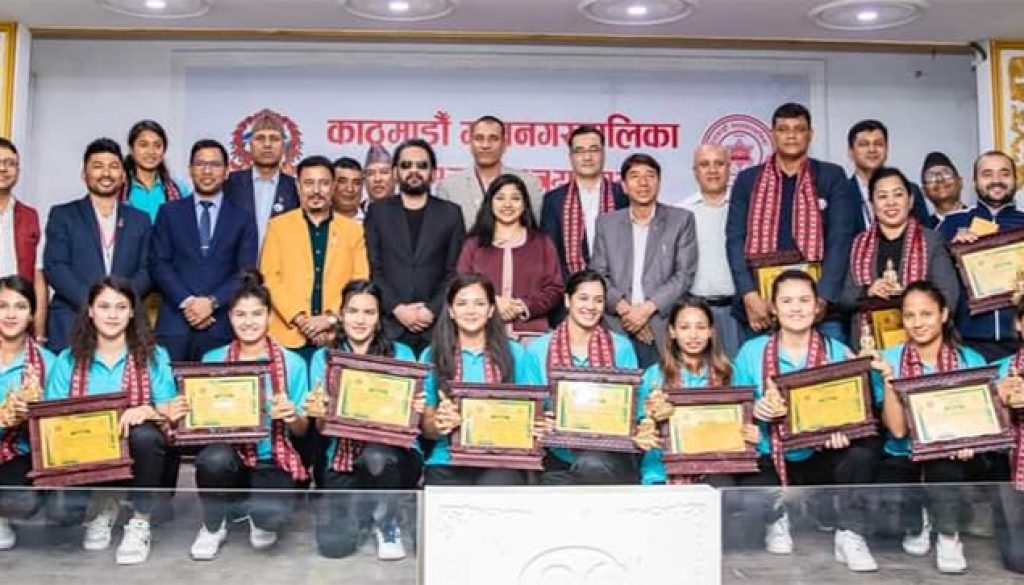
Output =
[{"x1": 0, "y1": 101, "x2": 1021, "y2": 577}]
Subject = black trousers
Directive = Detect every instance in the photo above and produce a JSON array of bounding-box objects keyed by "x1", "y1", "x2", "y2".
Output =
[
  {"x1": 541, "y1": 451, "x2": 639, "y2": 485},
  {"x1": 0, "y1": 455, "x2": 41, "y2": 519},
  {"x1": 424, "y1": 465, "x2": 527, "y2": 486},
  {"x1": 708, "y1": 457, "x2": 787, "y2": 527},
  {"x1": 995, "y1": 483, "x2": 1024, "y2": 573},
  {"x1": 52, "y1": 423, "x2": 168, "y2": 524},
  {"x1": 158, "y1": 330, "x2": 232, "y2": 363},
  {"x1": 194, "y1": 444, "x2": 298, "y2": 532},
  {"x1": 874, "y1": 452, "x2": 1010, "y2": 535},
  {"x1": 315, "y1": 444, "x2": 422, "y2": 558}
]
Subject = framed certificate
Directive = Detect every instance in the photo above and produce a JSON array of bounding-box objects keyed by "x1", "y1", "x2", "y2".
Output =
[
  {"x1": 322, "y1": 351, "x2": 430, "y2": 449},
  {"x1": 173, "y1": 362, "x2": 270, "y2": 446},
  {"x1": 951, "y1": 229, "x2": 1024, "y2": 315},
  {"x1": 772, "y1": 357, "x2": 877, "y2": 450},
  {"x1": 749, "y1": 251, "x2": 822, "y2": 302},
  {"x1": 448, "y1": 383, "x2": 548, "y2": 470},
  {"x1": 893, "y1": 365, "x2": 1014, "y2": 461},
  {"x1": 861, "y1": 298, "x2": 907, "y2": 350},
  {"x1": 659, "y1": 386, "x2": 759, "y2": 476},
  {"x1": 541, "y1": 367, "x2": 643, "y2": 453},
  {"x1": 27, "y1": 394, "x2": 133, "y2": 487}
]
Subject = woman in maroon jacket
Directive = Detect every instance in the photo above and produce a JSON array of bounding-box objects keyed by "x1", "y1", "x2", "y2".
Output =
[{"x1": 457, "y1": 174, "x2": 563, "y2": 340}]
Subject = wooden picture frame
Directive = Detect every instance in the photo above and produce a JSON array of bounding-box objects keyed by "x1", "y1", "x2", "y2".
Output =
[
  {"x1": 660, "y1": 386, "x2": 759, "y2": 476},
  {"x1": 447, "y1": 382, "x2": 548, "y2": 471},
  {"x1": 541, "y1": 367, "x2": 643, "y2": 453},
  {"x1": 950, "y1": 228, "x2": 1024, "y2": 315},
  {"x1": 27, "y1": 394, "x2": 133, "y2": 487},
  {"x1": 748, "y1": 250, "x2": 822, "y2": 302},
  {"x1": 322, "y1": 351, "x2": 430, "y2": 449},
  {"x1": 172, "y1": 361, "x2": 271, "y2": 446},
  {"x1": 893, "y1": 365, "x2": 1013, "y2": 462},
  {"x1": 772, "y1": 357, "x2": 877, "y2": 450}
]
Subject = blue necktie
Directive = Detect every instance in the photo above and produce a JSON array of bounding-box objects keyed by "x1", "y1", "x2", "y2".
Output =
[{"x1": 199, "y1": 201, "x2": 213, "y2": 257}]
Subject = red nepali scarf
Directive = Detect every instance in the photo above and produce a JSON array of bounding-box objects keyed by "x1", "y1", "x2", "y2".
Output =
[
  {"x1": 229, "y1": 339, "x2": 308, "y2": 482},
  {"x1": 744, "y1": 156, "x2": 824, "y2": 262},
  {"x1": 851, "y1": 219, "x2": 928, "y2": 287},
  {"x1": 118, "y1": 172, "x2": 182, "y2": 203},
  {"x1": 454, "y1": 345, "x2": 503, "y2": 384},
  {"x1": 763, "y1": 331, "x2": 828, "y2": 486},
  {"x1": 562, "y1": 178, "x2": 616, "y2": 274},
  {"x1": 899, "y1": 342, "x2": 959, "y2": 378},
  {"x1": 547, "y1": 321, "x2": 615, "y2": 370},
  {"x1": 70, "y1": 349, "x2": 152, "y2": 404},
  {"x1": 1008, "y1": 352, "x2": 1024, "y2": 490},
  {"x1": 0, "y1": 340, "x2": 45, "y2": 464}
]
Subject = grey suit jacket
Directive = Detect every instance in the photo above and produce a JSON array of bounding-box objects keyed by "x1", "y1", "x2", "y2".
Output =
[
  {"x1": 435, "y1": 166, "x2": 544, "y2": 229},
  {"x1": 590, "y1": 203, "x2": 698, "y2": 347}
]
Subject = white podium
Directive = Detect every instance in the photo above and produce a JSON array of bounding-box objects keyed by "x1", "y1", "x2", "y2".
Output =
[{"x1": 423, "y1": 485, "x2": 722, "y2": 585}]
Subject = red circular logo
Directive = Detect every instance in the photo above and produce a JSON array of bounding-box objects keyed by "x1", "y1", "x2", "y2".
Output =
[
  {"x1": 229, "y1": 109, "x2": 304, "y2": 174},
  {"x1": 700, "y1": 114, "x2": 773, "y2": 182}
]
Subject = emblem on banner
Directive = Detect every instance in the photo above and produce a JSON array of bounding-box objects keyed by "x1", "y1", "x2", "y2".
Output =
[
  {"x1": 700, "y1": 114, "x2": 772, "y2": 183},
  {"x1": 229, "y1": 108, "x2": 304, "y2": 174}
]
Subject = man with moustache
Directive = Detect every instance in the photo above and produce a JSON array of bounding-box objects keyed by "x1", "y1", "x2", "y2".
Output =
[
  {"x1": 43, "y1": 138, "x2": 152, "y2": 352},
  {"x1": 332, "y1": 157, "x2": 365, "y2": 221},
  {"x1": 0, "y1": 138, "x2": 47, "y2": 340},
  {"x1": 364, "y1": 139, "x2": 465, "y2": 353},
  {"x1": 941, "y1": 151, "x2": 1024, "y2": 360},
  {"x1": 678, "y1": 144, "x2": 742, "y2": 356},
  {"x1": 845, "y1": 119, "x2": 929, "y2": 232},
  {"x1": 150, "y1": 139, "x2": 258, "y2": 361},
  {"x1": 919, "y1": 152, "x2": 968, "y2": 229},
  {"x1": 224, "y1": 110, "x2": 299, "y2": 249},
  {"x1": 436, "y1": 115, "x2": 544, "y2": 228},
  {"x1": 261, "y1": 156, "x2": 368, "y2": 361},
  {"x1": 363, "y1": 143, "x2": 395, "y2": 204}
]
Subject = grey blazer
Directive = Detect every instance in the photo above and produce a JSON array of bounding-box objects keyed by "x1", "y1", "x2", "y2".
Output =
[
  {"x1": 435, "y1": 166, "x2": 544, "y2": 229},
  {"x1": 590, "y1": 203, "x2": 698, "y2": 347}
]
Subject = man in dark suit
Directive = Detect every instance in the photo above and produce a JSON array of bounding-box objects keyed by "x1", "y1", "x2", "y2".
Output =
[
  {"x1": 43, "y1": 138, "x2": 152, "y2": 352},
  {"x1": 223, "y1": 109, "x2": 298, "y2": 249},
  {"x1": 364, "y1": 138, "x2": 465, "y2": 353},
  {"x1": 845, "y1": 119, "x2": 929, "y2": 232},
  {"x1": 151, "y1": 139, "x2": 258, "y2": 361}
]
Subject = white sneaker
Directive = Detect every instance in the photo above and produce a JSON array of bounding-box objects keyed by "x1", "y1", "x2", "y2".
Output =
[
  {"x1": 834, "y1": 529, "x2": 878, "y2": 572},
  {"x1": 375, "y1": 520, "x2": 406, "y2": 561},
  {"x1": 902, "y1": 509, "x2": 932, "y2": 556},
  {"x1": 0, "y1": 517, "x2": 15, "y2": 550},
  {"x1": 115, "y1": 518, "x2": 151, "y2": 565},
  {"x1": 936, "y1": 533, "x2": 967, "y2": 574},
  {"x1": 190, "y1": 521, "x2": 228, "y2": 561},
  {"x1": 765, "y1": 513, "x2": 794, "y2": 555},
  {"x1": 82, "y1": 499, "x2": 120, "y2": 551},
  {"x1": 248, "y1": 517, "x2": 277, "y2": 550}
]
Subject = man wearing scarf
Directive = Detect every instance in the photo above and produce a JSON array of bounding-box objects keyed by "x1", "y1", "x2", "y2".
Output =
[{"x1": 725, "y1": 102, "x2": 856, "y2": 342}]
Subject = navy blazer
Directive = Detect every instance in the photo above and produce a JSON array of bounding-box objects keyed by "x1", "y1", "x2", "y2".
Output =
[
  {"x1": 43, "y1": 196, "x2": 152, "y2": 352},
  {"x1": 539, "y1": 181, "x2": 629, "y2": 283},
  {"x1": 223, "y1": 169, "x2": 298, "y2": 226},
  {"x1": 149, "y1": 195, "x2": 259, "y2": 338},
  {"x1": 846, "y1": 175, "x2": 930, "y2": 233}
]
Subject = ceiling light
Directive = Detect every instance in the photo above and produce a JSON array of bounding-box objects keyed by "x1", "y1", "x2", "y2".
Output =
[
  {"x1": 340, "y1": 0, "x2": 455, "y2": 22},
  {"x1": 579, "y1": 0, "x2": 695, "y2": 26},
  {"x1": 810, "y1": 0, "x2": 927, "y2": 31},
  {"x1": 98, "y1": 0, "x2": 209, "y2": 19}
]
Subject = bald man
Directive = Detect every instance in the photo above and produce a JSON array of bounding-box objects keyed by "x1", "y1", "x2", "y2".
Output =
[{"x1": 677, "y1": 144, "x2": 741, "y2": 356}]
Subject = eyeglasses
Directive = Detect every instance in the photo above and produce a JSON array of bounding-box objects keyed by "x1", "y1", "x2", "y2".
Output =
[
  {"x1": 0, "y1": 158, "x2": 19, "y2": 169},
  {"x1": 398, "y1": 161, "x2": 430, "y2": 170},
  {"x1": 192, "y1": 161, "x2": 226, "y2": 170},
  {"x1": 570, "y1": 146, "x2": 602, "y2": 157},
  {"x1": 923, "y1": 169, "x2": 956, "y2": 184}
]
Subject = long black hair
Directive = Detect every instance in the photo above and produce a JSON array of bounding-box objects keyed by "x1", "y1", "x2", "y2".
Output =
[
  {"x1": 431, "y1": 273, "x2": 513, "y2": 392},
  {"x1": 122, "y1": 119, "x2": 180, "y2": 201},
  {"x1": 467, "y1": 173, "x2": 539, "y2": 247},
  {"x1": 336, "y1": 279, "x2": 394, "y2": 358},
  {"x1": 658, "y1": 298, "x2": 732, "y2": 386},
  {"x1": 70, "y1": 276, "x2": 156, "y2": 367}
]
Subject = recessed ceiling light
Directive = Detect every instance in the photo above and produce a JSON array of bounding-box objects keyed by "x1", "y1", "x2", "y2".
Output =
[
  {"x1": 340, "y1": 0, "x2": 455, "y2": 22},
  {"x1": 98, "y1": 0, "x2": 209, "y2": 19},
  {"x1": 810, "y1": 0, "x2": 927, "y2": 31},
  {"x1": 579, "y1": 0, "x2": 695, "y2": 26}
]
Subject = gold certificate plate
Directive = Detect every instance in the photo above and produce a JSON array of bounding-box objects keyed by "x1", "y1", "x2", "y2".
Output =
[
  {"x1": 39, "y1": 409, "x2": 122, "y2": 468},
  {"x1": 184, "y1": 376, "x2": 261, "y2": 429},
  {"x1": 870, "y1": 308, "x2": 907, "y2": 350},
  {"x1": 960, "y1": 242, "x2": 1024, "y2": 298},
  {"x1": 555, "y1": 381, "x2": 633, "y2": 436},
  {"x1": 669, "y1": 404, "x2": 745, "y2": 454},
  {"x1": 459, "y1": 398, "x2": 535, "y2": 450},
  {"x1": 909, "y1": 384, "x2": 1002, "y2": 443},
  {"x1": 338, "y1": 369, "x2": 414, "y2": 426},
  {"x1": 757, "y1": 262, "x2": 822, "y2": 301},
  {"x1": 789, "y1": 376, "x2": 866, "y2": 434}
]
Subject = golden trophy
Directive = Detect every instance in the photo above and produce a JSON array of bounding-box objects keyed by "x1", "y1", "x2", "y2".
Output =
[
  {"x1": 858, "y1": 321, "x2": 878, "y2": 358},
  {"x1": 304, "y1": 381, "x2": 328, "y2": 419},
  {"x1": 882, "y1": 259, "x2": 902, "y2": 292},
  {"x1": 1013, "y1": 269, "x2": 1024, "y2": 305}
]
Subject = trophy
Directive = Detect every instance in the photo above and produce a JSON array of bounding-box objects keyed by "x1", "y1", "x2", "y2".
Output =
[
  {"x1": 304, "y1": 380, "x2": 328, "y2": 419},
  {"x1": 858, "y1": 321, "x2": 878, "y2": 358},
  {"x1": 882, "y1": 259, "x2": 902, "y2": 292},
  {"x1": 0, "y1": 364, "x2": 43, "y2": 426},
  {"x1": 1013, "y1": 269, "x2": 1024, "y2": 305}
]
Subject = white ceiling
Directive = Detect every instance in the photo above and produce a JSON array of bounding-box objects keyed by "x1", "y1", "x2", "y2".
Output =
[{"x1": 1, "y1": 0, "x2": 1023, "y2": 44}]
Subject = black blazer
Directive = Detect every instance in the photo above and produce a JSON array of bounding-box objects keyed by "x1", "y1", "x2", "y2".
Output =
[
  {"x1": 364, "y1": 196, "x2": 466, "y2": 340},
  {"x1": 43, "y1": 196, "x2": 152, "y2": 351},
  {"x1": 223, "y1": 169, "x2": 298, "y2": 226},
  {"x1": 539, "y1": 181, "x2": 629, "y2": 284}
]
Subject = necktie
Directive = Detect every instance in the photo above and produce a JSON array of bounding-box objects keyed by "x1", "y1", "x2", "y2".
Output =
[{"x1": 199, "y1": 201, "x2": 213, "y2": 257}]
